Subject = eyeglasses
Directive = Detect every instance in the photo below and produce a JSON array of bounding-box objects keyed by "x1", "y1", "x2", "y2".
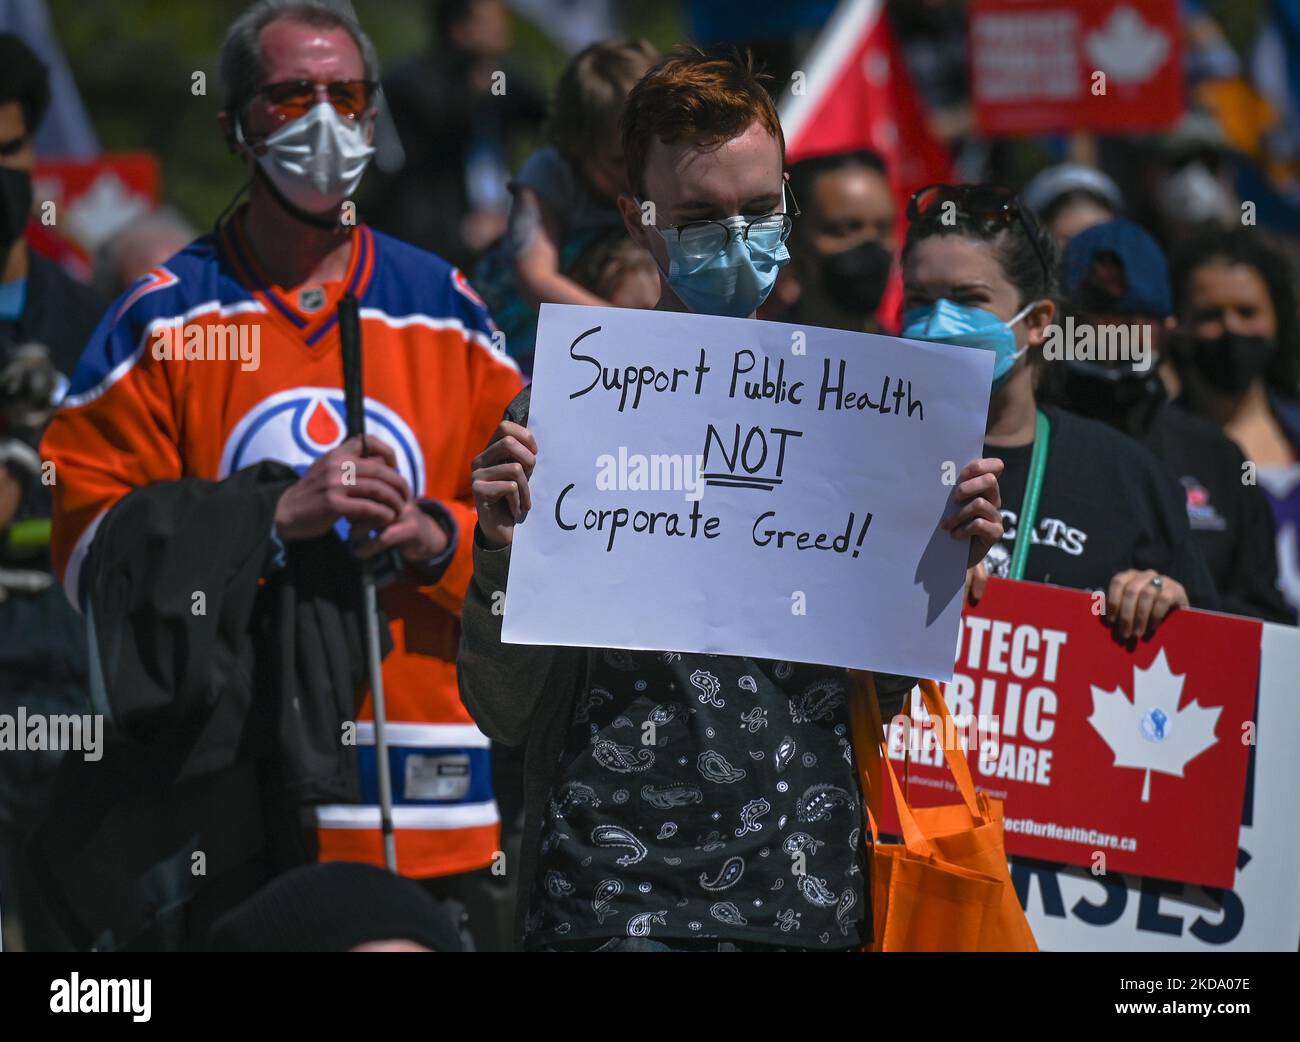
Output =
[
  {"x1": 907, "y1": 183, "x2": 1052, "y2": 286},
  {"x1": 254, "y1": 79, "x2": 378, "y2": 123},
  {"x1": 644, "y1": 183, "x2": 801, "y2": 263}
]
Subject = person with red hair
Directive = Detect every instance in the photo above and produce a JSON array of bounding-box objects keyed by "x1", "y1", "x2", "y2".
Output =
[{"x1": 458, "y1": 49, "x2": 1005, "y2": 952}]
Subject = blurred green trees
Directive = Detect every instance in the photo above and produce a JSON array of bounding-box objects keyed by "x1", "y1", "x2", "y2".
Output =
[{"x1": 47, "y1": 0, "x2": 682, "y2": 228}]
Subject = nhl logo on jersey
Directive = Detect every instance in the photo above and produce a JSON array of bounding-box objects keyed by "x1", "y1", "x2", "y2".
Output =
[{"x1": 298, "y1": 287, "x2": 326, "y2": 313}]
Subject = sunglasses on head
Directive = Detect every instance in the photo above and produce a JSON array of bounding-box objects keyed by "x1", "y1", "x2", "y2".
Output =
[
  {"x1": 907, "y1": 183, "x2": 1052, "y2": 286},
  {"x1": 254, "y1": 79, "x2": 377, "y2": 123}
]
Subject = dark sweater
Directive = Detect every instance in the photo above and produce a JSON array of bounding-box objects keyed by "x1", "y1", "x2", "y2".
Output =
[
  {"x1": 983, "y1": 405, "x2": 1220, "y2": 610},
  {"x1": 1140, "y1": 403, "x2": 1292, "y2": 623},
  {"x1": 457, "y1": 389, "x2": 915, "y2": 945}
]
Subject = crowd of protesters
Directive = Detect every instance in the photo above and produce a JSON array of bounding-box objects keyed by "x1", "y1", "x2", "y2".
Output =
[{"x1": 0, "y1": 0, "x2": 1296, "y2": 952}]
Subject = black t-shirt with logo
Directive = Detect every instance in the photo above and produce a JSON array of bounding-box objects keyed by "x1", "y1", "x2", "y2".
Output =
[
  {"x1": 527, "y1": 650, "x2": 867, "y2": 950},
  {"x1": 983, "y1": 405, "x2": 1218, "y2": 609},
  {"x1": 1145, "y1": 403, "x2": 1293, "y2": 623}
]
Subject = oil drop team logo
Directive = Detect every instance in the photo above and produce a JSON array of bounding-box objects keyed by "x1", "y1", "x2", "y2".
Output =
[{"x1": 219, "y1": 387, "x2": 426, "y2": 502}]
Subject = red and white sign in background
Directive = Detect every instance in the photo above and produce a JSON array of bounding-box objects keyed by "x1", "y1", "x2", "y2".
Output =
[
  {"x1": 882, "y1": 579, "x2": 1300, "y2": 951},
  {"x1": 29, "y1": 152, "x2": 161, "y2": 277},
  {"x1": 970, "y1": 0, "x2": 1185, "y2": 135}
]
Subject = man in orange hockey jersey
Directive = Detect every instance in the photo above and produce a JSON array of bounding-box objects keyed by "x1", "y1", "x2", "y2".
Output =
[{"x1": 38, "y1": 1, "x2": 521, "y2": 948}]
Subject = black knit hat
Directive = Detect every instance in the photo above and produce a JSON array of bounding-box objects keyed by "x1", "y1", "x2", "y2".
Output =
[{"x1": 209, "y1": 862, "x2": 464, "y2": 952}]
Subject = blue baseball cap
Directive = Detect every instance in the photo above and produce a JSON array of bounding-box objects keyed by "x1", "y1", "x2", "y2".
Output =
[{"x1": 1060, "y1": 218, "x2": 1172, "y2": 319}]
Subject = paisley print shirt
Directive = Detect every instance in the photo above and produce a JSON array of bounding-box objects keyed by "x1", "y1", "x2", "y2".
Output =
[{"x1": 526, "y1": 650, "x2": 867, "y2": 949}]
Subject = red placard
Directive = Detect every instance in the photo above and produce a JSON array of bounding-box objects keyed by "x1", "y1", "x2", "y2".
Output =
[
  {"x1": 878, "y1": 579, "x2": 1261, "y2": 889},
  {"x1": 970, "y1": 0, "x2": 1184, "y2": 136},
  {"x1": 29, "y1": 152, "x2": 161, "y2": 271}
]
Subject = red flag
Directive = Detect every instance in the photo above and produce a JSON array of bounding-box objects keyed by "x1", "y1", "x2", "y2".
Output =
[
  {"x1": 781, "y1": 0, "x2": 952, "y2": 185},
  {"x1": 779, "y1": 0, "x2": 955, "y2": 330}
]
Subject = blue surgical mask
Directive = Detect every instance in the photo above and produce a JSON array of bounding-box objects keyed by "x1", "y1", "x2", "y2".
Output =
[
  {"x1": 901, "y1": 298, "x2": 1037, "y2": 391},
  {"x1": 640, "y1": 191, "x2": 791, "y2": 318}
]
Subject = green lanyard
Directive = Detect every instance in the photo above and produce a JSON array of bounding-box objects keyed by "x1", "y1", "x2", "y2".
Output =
[{"x1": 1007, "y1": 409, "x2": 1051, "y2": 582}]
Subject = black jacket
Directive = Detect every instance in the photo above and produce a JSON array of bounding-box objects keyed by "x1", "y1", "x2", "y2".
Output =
[
  {"x1": 31, "y1": 461, "x2": 379, "y2": 950},
  {"x1": 986, "y1": 405, "x2": 1220, "y2": 609},
  {"x1": 0, "y1": 252, "x2": 105, "y2": 947},
  {"x1": 1140, "y1": 403, "x2": 1293, "y2": 623},
  {"x1": 0, "y1": 250, "x2": 104, "y2": 653},
  {"x1": 0, "y1": 251, "x2": 105, "y2": 673},
  {"x1": 0, "y1": 251, "x2": 105, "y2": 377}
]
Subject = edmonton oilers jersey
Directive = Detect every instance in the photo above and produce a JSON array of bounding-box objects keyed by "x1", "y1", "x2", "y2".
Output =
[{"x1": 42, "y1": 210, "x2": 523, "y2": 878}]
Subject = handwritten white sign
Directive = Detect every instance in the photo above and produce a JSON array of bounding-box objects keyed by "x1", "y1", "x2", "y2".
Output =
[{"x1": 501, "y1": 304, "x2": 994, "y2": 680}]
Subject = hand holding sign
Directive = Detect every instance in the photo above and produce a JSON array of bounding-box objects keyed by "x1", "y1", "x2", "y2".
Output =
[
  {"x1": 471, "y1": 420, "x2": 538, "y2": 547},
  {"x1": 1106, "y1": 568, "x2": 1189, "y2": 642},
  {"x1": 502, "y1": 304, "x2": 997, "y2": 679},
  {"x1": 942, "y1": 457, "x2": 1005, "y2": 568},
  {"x1": 478, "y1": 421, "x2": 1004, "y2": 568}
]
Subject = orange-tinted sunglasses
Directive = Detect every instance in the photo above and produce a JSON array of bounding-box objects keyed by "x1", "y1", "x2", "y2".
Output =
[{"x1": 255, "y1": 79, "x2": 377, "y2": 123}]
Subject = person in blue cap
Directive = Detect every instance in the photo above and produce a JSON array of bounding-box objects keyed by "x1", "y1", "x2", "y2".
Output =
[{"x1": 1054, "y1": 218, "x2": 1293, "y2": 623}]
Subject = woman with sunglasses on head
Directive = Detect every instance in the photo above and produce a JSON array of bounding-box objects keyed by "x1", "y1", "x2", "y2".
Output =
[{"x1": 900, "y1": 184, "x2": 1218, "y2": 639}]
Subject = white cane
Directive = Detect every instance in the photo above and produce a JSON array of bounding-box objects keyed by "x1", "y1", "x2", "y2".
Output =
[{"x1": 338, "y1": 292, "x2": 398, "y2": 873}]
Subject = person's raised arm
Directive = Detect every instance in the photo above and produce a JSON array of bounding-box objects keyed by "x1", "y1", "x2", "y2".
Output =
[
  {"x1": 458, "y1": 405, "x2": 570, "y2": 746},
  {"x1": 510, "y1": 187, "x2": 609, "y2": 310}
]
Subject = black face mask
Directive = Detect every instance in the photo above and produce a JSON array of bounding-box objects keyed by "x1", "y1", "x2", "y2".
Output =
[
  {"x1": 1059, "y1": 358, "x2": 1167, "y2": 429},
  {"x1": 0, "y1": 166, "x2": 32, "y2": 250},
  {"x1": 1187, "y1": 332, "x2": 1273, "y2": 397},
  {"x1": 819, "y1": 238, "x2": 892, "y2": 316}
]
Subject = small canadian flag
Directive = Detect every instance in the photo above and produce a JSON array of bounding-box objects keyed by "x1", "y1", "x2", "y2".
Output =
[{"x1": 1087, "y1": 649, "x2": 1222, "y2": 803}]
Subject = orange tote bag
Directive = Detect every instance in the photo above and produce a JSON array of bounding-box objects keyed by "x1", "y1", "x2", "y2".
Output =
[{"x1": 848, "y1": 673, "x2": 1038, "y2": 952}]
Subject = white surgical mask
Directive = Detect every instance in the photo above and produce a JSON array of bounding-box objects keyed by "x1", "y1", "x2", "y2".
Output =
[{"x1": 238, "y1": 101, "x2": 375, "y2": 216}]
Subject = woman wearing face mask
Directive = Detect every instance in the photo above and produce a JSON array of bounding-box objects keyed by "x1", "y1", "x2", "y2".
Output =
[
  {"x1": 900, "y1": 184, "x2": 1218, "y2": 639},
  {"x1": 1169, "y1": 227, "x2": 1300, "y2": 615}
]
